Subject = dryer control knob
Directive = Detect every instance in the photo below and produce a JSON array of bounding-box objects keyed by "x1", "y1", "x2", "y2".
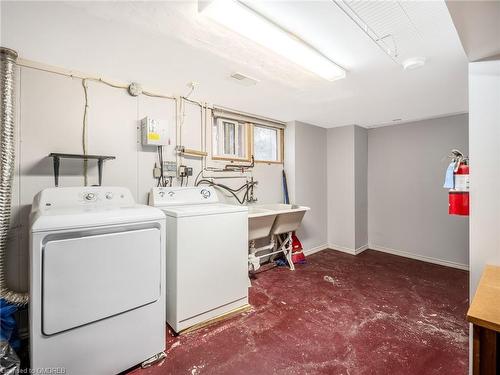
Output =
[
  {"x1": 200, "y1": 189, "x2": 211, "y2": 199},
  {"x1": 105, "y1": 192, "x2": 113, "y2": 200},
  {"x1": 84, "y1": 193, "x2": 96, "y2": 201}
]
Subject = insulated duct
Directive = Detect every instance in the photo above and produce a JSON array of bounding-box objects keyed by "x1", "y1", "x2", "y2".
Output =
[{"x1": 0, "y1": 47, "x2": 28, "y2": 306}]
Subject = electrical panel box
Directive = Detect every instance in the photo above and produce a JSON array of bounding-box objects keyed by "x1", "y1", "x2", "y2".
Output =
[
  {"x1": 162, "y1": 161, "x2": 177, "y2": 177},
  {"x1": 141, "y1": 117, "x2": 169, "y2": 146}
]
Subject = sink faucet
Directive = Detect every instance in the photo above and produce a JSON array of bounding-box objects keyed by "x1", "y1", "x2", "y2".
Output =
[{"x1": 247, "y1": 177, "x2": 258, "y2": 203}]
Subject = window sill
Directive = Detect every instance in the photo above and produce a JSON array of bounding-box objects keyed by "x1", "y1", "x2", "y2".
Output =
[
  {"x1": 254, "y1": 160, "x2": 283, "y2": 165},
  {"x1": 212, "y1": 155, "x2": 252, "y2": 163}
]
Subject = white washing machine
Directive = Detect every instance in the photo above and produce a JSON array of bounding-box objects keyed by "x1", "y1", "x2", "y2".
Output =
[
  {"x1": 149, "y1": 186, "x2": 248, "y2": 333},
  {"x1": 30, "y1": 186, "x2": 166, "y2": 375}
]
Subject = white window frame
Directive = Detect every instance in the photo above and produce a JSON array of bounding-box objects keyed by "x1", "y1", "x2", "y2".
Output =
[{"x1": 212, "y1": 118, "x2": 250, "y2": 162}]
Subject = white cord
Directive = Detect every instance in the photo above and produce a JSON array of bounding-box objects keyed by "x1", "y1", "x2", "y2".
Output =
[
  {"x1": 82, "y1": 79, "x2": 89, "y2": 186},
  {"x1": 142, "y1": 90, "x2": 175, "y2": 100}
]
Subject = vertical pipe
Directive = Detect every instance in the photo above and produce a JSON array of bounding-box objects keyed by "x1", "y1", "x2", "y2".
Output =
[{"x1": 0, "y1": 47, "x2": 29, "y2": 305}]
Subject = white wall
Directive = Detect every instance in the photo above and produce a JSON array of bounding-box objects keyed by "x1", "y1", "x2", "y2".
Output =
[
  {"x1": 6, "y1": 66, "x2": 285, "y2": 293},
  {"x1": 469, "y1": 60, "x2": 500, "y2": 296},
  {"x1": 285, "y1": 121, "x2": 328, "y2": 252},
  {"x1": 368, "y1": 114, "x2": 469, "y2": 269}
]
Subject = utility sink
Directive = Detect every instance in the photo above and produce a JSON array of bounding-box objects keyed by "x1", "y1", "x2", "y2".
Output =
[
  {"x1": 248, "y1": 207, "x2": 276, "y2": 241},
  {"x1": 247, "y1": 204, "x2": 310, "y2": 241},
  {"x1": 256, "y1": 204, "x2": 310, "y2": 235}
]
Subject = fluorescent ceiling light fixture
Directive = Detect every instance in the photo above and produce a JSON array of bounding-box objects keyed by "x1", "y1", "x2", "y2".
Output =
[{"x1": 199, "y1": 0, "x2": 346, "y2": 81}]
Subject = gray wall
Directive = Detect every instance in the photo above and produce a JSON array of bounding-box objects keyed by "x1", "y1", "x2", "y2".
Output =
[
  {"x1": 327, "y1": 126, "x2": 355, "y2": 250},
  {"x1": 326, "y1": 125, "x2": 368, "y2": 252},
  {"x1": 469, "y1": 60, "x2": 500, "y2": 296},
  {"x1": 354, "y1": 126, "x2": 368, "y2": 249},
  {"x1": 285, "y1": 121, "x2": 328, "y2": 251},
  {"x1": 368, "y1": 114, "x2": 469, "y2": 268}
]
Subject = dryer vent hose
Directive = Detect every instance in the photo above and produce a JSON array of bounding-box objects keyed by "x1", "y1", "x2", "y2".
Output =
[{"x1": 0, "y1": 47, "x2": 28, "y2": 306}]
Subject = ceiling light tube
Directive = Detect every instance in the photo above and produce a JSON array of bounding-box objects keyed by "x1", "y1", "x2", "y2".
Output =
[{"x1": 199, "y1": 0, "x2": 346, "y2": 81}]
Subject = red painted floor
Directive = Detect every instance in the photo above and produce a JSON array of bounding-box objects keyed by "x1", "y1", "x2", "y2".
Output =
[{"x1": 128, "y1": 249, "x2": 469, "y2": 375}]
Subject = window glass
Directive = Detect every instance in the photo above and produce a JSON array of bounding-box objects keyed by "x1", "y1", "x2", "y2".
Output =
[
  {"x1": 253, "y1": 125, "x2": 278, "y2": 161},
  {"x1": 212, "y1": 119, "x2": 247, "y2": 160},
  {"x1": 223, "y1": 121, "x2": 235, "y2": 155}
]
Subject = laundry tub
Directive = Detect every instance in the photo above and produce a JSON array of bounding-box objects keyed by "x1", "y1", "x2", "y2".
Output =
[
  {"x1": 255, "y1": 204, "x2": 310, "y2": 235},
  {"x1": 247, "y1": 206, "x2": 277, "y2": 241}
]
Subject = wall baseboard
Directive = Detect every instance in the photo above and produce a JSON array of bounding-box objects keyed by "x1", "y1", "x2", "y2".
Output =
[
  {"x1": 303, "y1": 244, "x2": 328, "y2": 256},
  {"x1": 302, "y1": 242, "x2": 469, "y2": 271},
  {"x1": 327, "y1": 243, "x2": 369, "y2": 255},
  {"x1": 369, "y1": 244, "x2": 469, "y2": 271}
]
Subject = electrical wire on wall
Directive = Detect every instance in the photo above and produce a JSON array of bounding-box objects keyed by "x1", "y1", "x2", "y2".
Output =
[
  {"x1": 156, "y1": 146, "x2": 173, "y2": 187},
  {"x1": 195, "y1": 162, "x2": 258, "y2": 204},
  {"x1": 176, "y1": 83, "x2": 199, "y2": 177},
  {"x1": 142, "y1": 91, "x2": 175, "y2": 100},
  {"x1": 16, "y1": 58, "x2": 178, "y2": 187},
  {"x1": 81, "y1": 79, "x2": 89, "y2": 186},
  {"x1": 195, "y1": 178, "x2": 257, "y2": 204},
  {"x1": 15, "y1": 58, "x2": 275, "y2": 198}
]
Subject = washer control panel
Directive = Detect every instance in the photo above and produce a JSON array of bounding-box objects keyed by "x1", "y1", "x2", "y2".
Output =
[
  {"x1": 149, "y1": 186, "x2": 218, "y2": 206},
  {"x1": 200, "y1": 189, "x2": 211, "y2": 199},
  {"x1": 84, "y1": 192, "x2": 97, "y2": 202}
]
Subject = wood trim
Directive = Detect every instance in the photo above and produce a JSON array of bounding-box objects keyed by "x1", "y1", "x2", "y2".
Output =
[
  {"x1": 255, "y1": 160, "x2": 284, "y2": 165},
  {"x1": 212, "y1": 155, "x2": 252, "y2": 163},
  {"x1": 473, "y1": 325, "x2": 481, "y2": 375},
  {"x1": 252, "y1": 126, "x2": 284, "y2": 164},
  {"x1": 248, "y1": 123, "x2": 253, "y2": 161},
  {"x1": 468, "y1": 265, "x2": 500, "y2": 331},
  {"x1": 211, "y1": 121, "x2": 285, "y2": 165},
  {"x1": 280, "y1": 128, "x2": 285, "y2": 162},
  {"x1": 469, "y1": 316, "x2": 500, "y2": 334},
  {"x1": 178, "y1": 304, "x2": 252, "y2": 335},
  {"x1": 472, "y1": 325, "x2": 498, "y2": 375}
]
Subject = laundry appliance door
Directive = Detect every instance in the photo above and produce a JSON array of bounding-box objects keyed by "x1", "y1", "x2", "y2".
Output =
[
  {"x1": 42, "y1": 228, "x2": 161, "y2": 335},
  {"x1": 175, "y1": 211, "x2": 248, "y2": 322}
]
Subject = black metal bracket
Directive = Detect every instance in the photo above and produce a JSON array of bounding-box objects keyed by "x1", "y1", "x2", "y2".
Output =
[{"x1": 48, "y1": 153, "x2": 116, "y2": 187}]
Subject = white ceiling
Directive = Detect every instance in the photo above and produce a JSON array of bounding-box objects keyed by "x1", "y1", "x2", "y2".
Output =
[{"x1": 1, "y1": 1, "x2": 468, "y2": 128}]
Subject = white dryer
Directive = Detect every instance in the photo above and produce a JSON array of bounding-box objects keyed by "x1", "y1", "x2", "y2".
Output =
[
  {"x1": 30, "y1": 186, "x2": 166, "y2": 375},
  {"x1": 149, "y1": 186, "x2": 248, "y2": 333}
]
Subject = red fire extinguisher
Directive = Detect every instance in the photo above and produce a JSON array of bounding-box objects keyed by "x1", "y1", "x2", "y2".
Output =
[{"x1": 445, "y1": 150, "x2": 469, "y2": 216}]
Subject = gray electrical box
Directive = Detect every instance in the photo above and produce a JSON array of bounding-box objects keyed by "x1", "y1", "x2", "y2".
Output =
[
  {"x1": 141, "y1": 117, "x2": 169, "y2": 146},
  {"x1": 162, "y1": 161, "x2": 177, "y2": 177}
]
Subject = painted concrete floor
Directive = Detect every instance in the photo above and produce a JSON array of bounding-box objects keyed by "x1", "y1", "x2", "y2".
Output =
[{"x1": 127, "y1": 249, "x2": 469, "y2": 375}]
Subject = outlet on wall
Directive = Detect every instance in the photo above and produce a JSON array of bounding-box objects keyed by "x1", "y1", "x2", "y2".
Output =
[{"x1": 178, "y1": 165, "x2": 193, "y2": 177}]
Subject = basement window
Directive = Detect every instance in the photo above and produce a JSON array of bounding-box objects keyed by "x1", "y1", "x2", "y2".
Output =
[
  {"x1": 212, "y1": 118, "x2": 250, "y2": 161},
  {"x1": 253, "y1": 125, "x2": 283, "y2": 163}
]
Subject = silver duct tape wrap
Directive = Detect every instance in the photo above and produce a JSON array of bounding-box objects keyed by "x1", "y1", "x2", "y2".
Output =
[{"x1": 0, "y1": 47, "x2": 29, "y2": 306}]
